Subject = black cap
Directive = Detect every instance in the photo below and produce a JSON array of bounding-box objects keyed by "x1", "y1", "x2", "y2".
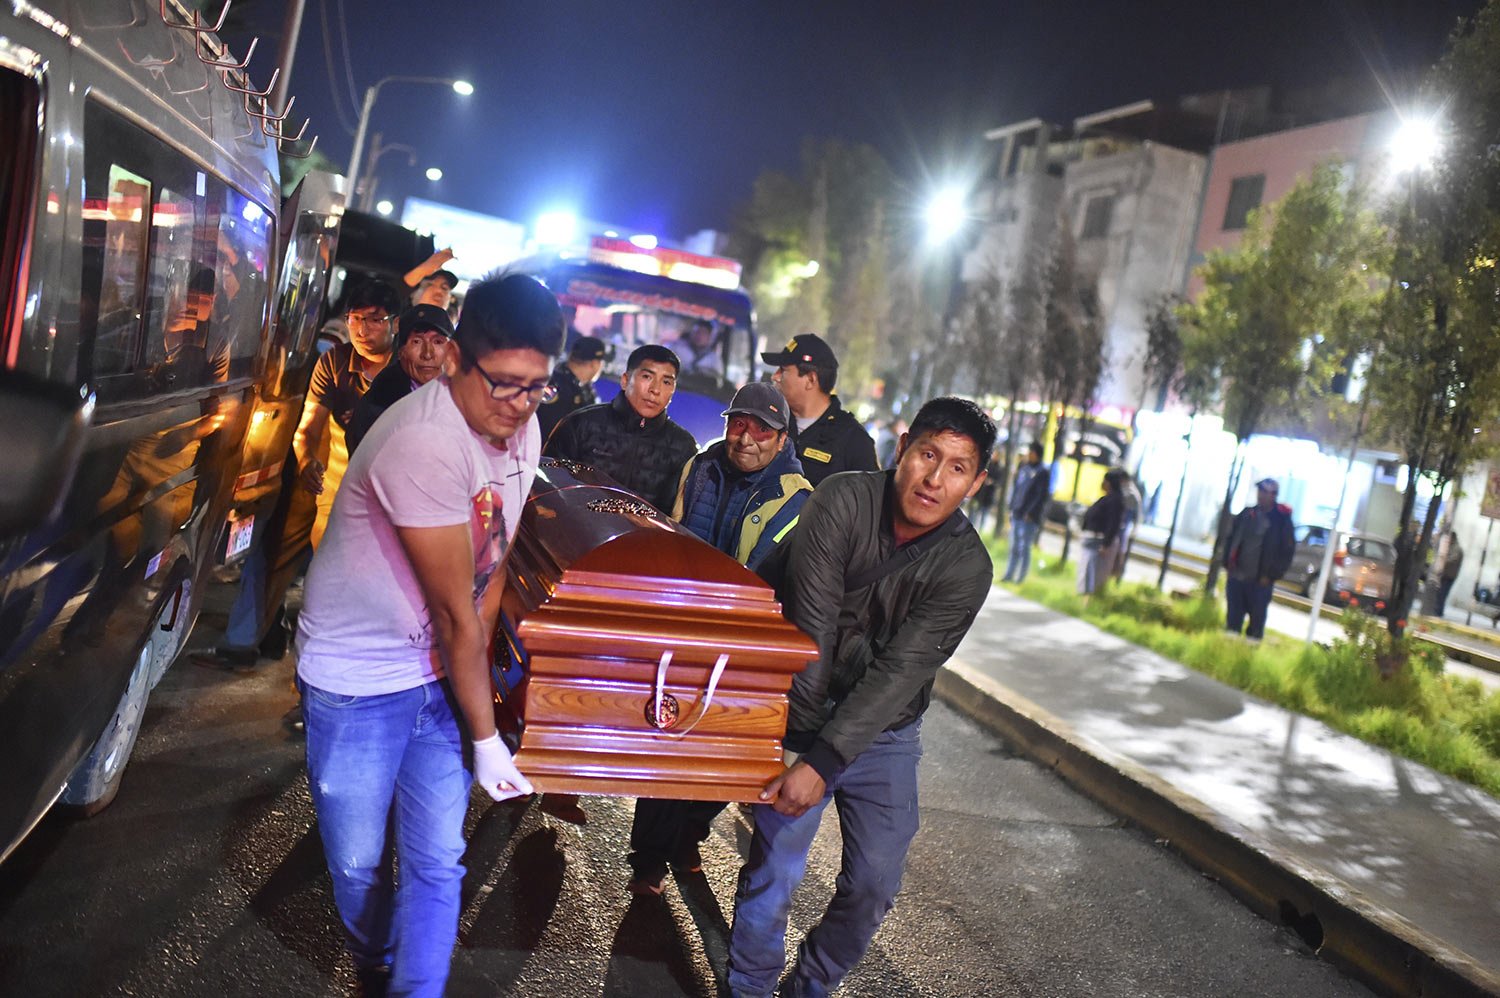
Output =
[
  {"x1": 722, "y1": 381, "x2": 790, "y2": 431},
  {"x1": 1255, "y1": 477, "x2": 1280, "y2": 493},
  {"x1": 424, "y1": 269, "x2": 459, "y2": 290},
  {"x1": 397, "y1": 304, "x2": 454, "y2": 342},
  {"x1": 569, "y1": 336, "x2": 614, "y2": 362},
  {"x1": 761, "y1": 333, "x2": 837, "y2": 369}
]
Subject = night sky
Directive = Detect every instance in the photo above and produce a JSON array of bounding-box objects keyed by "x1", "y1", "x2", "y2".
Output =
[{"x1": 235, "y1": 0, "x2": 1482, "y2": 239}]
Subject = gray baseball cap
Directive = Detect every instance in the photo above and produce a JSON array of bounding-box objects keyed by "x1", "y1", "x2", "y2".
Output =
[{"x1": 722, "y1": 381, "x2": 790, "y2": 431}]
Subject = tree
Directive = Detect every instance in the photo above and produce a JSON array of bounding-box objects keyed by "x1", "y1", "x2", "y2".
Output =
[
  {"x1": 1181, "y1": 164, "x2": 1383, "y2": 594},
  {"x1": 1141, "y1": 294, "x2": 1185, "y2": 414},
  {"x1": 729, "y1": 140, "x2": 896, "y2": 398},
  {"x1": 1365, "y1": 0, "x2": 1500, "y2": 644},
  {"x1": 1035, "y1": 229, "x2": 1106, "y2": 564}
]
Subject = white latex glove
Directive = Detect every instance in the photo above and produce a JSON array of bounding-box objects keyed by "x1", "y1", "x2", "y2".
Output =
[{"x1": 472, "y1": 734, "x2": 534, "y2": 802}]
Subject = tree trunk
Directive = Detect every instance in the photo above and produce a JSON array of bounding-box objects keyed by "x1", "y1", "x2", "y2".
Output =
[
  {"x1": 1157, "y1": 411, "x2": 1196, "y2": 591},
  {"x1": 994, "y1": 399, "x2": 1022, "y2": 534},
  {"x1": 1203, "y1": 440, "x2": 1246, "y2": 596}
]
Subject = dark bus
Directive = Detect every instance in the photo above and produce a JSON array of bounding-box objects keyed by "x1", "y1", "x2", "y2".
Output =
[{"x1": 0, "y1": 1, "x2": 328, "y2": 860}]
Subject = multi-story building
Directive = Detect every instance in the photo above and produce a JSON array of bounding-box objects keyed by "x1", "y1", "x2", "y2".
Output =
[{"x1": 962, "y1": 100, "x2": 1213, "y2": 414}]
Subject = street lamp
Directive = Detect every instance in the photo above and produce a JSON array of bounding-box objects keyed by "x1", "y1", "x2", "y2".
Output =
[
  {"x1": 425, "y1": 167, "x2": 444, "y2": 182},
  {"x1": 375, "y1": 199, "x2": 394, "y2": 217},
  {"x1": 347, "y1": 76, "x2": 474, "y2": 207},
  {"x1": 924, "y1": 186, "x2": 967, "y2": 244},
  {"x1": 1389, "y1": 114, "x2": 1441, "y2": 176}
]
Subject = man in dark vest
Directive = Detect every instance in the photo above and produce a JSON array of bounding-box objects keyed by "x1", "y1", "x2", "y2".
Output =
[{"x1": 762, "y1": 333, "x2": 878, "y2": 487}]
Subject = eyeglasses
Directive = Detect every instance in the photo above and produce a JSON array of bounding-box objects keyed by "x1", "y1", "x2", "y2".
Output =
[
  {"x1": 347, "y1": 312, "x2": 394, "y2": 328},
  {"x1": 726, "y1": 414, "x2": 779, "y2": 442},
  {"x1": 460, "y1": 344, "x2": 557, "y2": 404}
]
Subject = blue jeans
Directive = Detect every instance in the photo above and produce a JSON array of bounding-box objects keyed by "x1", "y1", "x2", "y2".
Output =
[
  {"x1": 727, "y1": 721, "x2": 923, "y2": 998},
  {"x1": 1004, "y1": 518, "x2": 1040, "y2": 581},
  {"x1": 1225, "y1": 576, "x2": 1273, "y2": 639},
  {"x1": 302, "y1": 678, "x2": 473, "y2": 998}
]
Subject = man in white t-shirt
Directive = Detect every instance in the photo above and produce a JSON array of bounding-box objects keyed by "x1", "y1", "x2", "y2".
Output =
[{"x1": 296, "y1": 272, "x2": 563, "y2": 997}]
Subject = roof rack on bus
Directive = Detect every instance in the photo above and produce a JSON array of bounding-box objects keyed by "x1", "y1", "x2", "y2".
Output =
[{"x1": 151, "y1": 0, "x2": 319, "y2": 158}]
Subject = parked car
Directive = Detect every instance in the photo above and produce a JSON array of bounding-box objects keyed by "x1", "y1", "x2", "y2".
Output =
[{"x1": 1280, "y1": 526, "x2": 1396, "y2": 613}]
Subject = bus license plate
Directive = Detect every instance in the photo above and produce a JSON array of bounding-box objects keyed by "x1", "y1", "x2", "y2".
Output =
[{"x1": 227, "y1": 515, "x2": 255, "y2": 559}]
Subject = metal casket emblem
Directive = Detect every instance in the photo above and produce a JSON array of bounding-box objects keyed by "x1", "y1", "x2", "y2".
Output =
[{"x1": 645, "y1": 693, "x2": 680, "y2": 730}]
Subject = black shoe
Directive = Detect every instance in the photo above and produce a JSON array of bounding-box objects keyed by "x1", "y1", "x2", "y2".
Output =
[
  {"x1": 282, "y1": 702, "x2": 304, "y2": 734},
  {"x1": 354, "y1": 965, "x2": 390, "y2": 997},
  {"x1": 258, "y1": 609, "x2": 289, "y2": 660},
  {"x1": 673, "y1": 842, "x2": 703, "y2": 874},
  {"x1": 190, "y1": 646, "x2": 261, "y2": 672}
]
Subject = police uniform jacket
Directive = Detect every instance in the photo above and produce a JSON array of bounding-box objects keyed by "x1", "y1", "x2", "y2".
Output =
[
  {"x1": 543, "y1": 393, "x2": 698, "y2": 513},
  {"x1": 789, "y1": 394, "x2": 879, "y2": 487},
  {"x1": 536, "y1": 361, "x2": 597, "y2": 444}
]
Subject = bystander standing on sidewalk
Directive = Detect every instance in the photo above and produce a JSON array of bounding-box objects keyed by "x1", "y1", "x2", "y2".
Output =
[
  {"x1": 1003, "y1": 441, "x2": 1051, "y2": 583},
  {"x1": 1078, "y1": 470, "x2": 1126, "y2": 597},
  {"x1": 1436, "y1": 531, "x2": 1465, "y2": 616},
  {"x1": 1223, "y1": 477, "x2": 1296, "y2": 640},
  {"x1": 1113, "y1": 471, "x2": 1142, "y2": 580}
]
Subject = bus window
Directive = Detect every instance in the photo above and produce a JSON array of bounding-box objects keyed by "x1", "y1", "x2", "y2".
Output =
[
  {"x1": 722, "y1": 323, "x2": 752, "y2": 386},
  {"x1": 139, "y1": 182, "x2": 212, "y2": 380},
  {"x1": 214, "y1": 187, "x2": 272, "y2": 382},
  {"x1": 79, "y1": 101, "x2": 273, "y2": 402},
  {"x1": 81, "y1": 163, "x2": 151, "y2": 380}
]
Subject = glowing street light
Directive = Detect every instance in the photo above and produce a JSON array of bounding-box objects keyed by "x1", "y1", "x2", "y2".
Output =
[
  {"x1": 535, "y1": 210, "x2": 579, "y2": 247},
  {"x1": 347, "y1": 76, "x2": 475, "y2": 206},
  {"x1": 1389, "y1": 114, "x2": 1441, "y2": 175},
  {"x1": 425, "y1": 167, "x2": 444, "y2": 181},
  {"x1": 375, "y1": 199, "x2": 394, "y2": 217},
  {"x1": 924, "y1": 187, "x2": 968, "y2": 244}
]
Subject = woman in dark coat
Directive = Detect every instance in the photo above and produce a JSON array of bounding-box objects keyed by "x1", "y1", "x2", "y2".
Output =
[{"x1": 1078, "y1": 470, "x2": 1126, "y2": 596}]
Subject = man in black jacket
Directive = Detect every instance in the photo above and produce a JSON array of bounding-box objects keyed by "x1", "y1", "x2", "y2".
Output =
[
  {"x1": 346, "y1": 304, "x2": 454, "y2": 454},
  {"x1": 1224, "y1": 477, "x2": 1296, "y2": 639},
  {"x1": 544, "y1": 344, "x2": 698, "y2": 513},
  {"x1": 763, "y1": 333, "x2": 878, "y2": 487},
  {"x1": 726, "y1": 397, "x2": 995, "y2": 998}
]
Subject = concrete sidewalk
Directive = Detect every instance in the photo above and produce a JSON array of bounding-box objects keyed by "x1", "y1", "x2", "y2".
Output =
[{"x1": 936, "y1": 588, "x2": 1500, "y2": 998}]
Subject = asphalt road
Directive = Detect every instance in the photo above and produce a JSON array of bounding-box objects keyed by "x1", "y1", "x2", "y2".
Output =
[{"x1": 0, "y1": 585, "x2": 1374, "y2": 997}]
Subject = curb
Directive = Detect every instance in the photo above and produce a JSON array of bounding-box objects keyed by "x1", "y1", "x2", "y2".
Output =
[{"x1": 934, "y1": 660, "x2": 1500, "y2": 998}]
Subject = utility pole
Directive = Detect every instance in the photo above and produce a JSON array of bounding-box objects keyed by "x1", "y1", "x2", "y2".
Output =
[{"x1": 269, "y1": 0, "x2": 306, "y2": 117}]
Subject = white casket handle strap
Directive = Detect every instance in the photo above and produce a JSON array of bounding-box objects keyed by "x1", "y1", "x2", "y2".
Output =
[{"x1": 652, "y1": 650, "x2": 731, "y2": 738}]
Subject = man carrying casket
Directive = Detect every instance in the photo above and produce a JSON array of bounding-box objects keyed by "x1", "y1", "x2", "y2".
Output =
[
  {"x1": 726, "y1": 396, "x2": 996, "y2": 998},
  {"x1": 627, "y1": 382, "x2": 813, "y2": 896},
  {"x1": 294, "y1": 273, "x2": 560, "y2": 997}
]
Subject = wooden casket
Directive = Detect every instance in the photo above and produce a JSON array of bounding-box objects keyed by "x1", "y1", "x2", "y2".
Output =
[{"x1": 492, "y1": 458, "x2": 817, "y2": 802}]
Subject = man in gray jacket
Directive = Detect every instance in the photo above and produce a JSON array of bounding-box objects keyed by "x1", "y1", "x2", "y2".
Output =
[{"x1": 726, "y1": 396, "x2": 996, "y2": 998}]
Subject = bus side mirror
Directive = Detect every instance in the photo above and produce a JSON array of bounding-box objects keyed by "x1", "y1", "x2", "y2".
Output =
[{"x1": 0, "y1": 371, "x2": 89, "y2": 537}]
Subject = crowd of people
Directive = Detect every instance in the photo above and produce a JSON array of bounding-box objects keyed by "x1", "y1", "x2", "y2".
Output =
[{"x1": 187, "y1": 258, "x2": 1003, "y2": 997}]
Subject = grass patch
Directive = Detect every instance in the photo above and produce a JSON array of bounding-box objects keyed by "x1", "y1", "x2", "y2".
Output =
[{"x1": 993, "y1": 540, "x2": 1500, "y2": 798}]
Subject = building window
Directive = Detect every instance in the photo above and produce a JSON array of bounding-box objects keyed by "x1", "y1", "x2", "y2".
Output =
[
  {"x1": 1222, "y1": 174, "x2": 1265, "y2": 231},
  {"x1": 1080, "y1": 195, "x2": 1114, "y2": 240}
]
